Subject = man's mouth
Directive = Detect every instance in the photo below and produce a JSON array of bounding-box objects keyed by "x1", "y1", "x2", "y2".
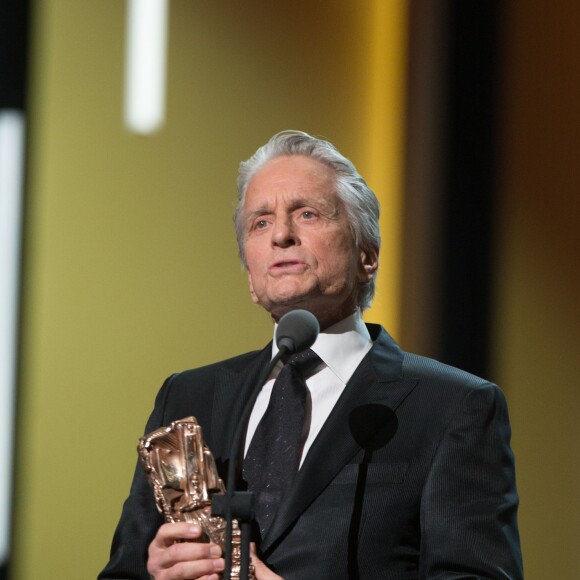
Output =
[{"x1": 269, "y1": 260, "x2": 308, "y2": 274}]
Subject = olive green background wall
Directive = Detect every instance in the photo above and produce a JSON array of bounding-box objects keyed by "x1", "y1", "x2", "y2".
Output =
[{"x1": 11, "y1": 1, "x2": 406, "y2": 577}]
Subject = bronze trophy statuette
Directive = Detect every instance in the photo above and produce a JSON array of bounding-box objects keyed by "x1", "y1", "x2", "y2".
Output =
[{"x1": 138, "y1": 416, "x2": 254, "y2": 580}]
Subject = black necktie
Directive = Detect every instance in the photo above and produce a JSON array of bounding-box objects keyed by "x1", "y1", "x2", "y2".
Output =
[{"x1": 243, "y1": 348, "x2": 322, "y2": 538}]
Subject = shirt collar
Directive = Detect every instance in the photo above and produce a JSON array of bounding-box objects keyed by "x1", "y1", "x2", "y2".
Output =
[{"x1": 271, "y1": 311, "x2": 373, "y2": 383}]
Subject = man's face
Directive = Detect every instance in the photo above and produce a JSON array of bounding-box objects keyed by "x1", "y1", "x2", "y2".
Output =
[{"x1": 242, "y1": 155, "x2": 377, "y2": 328}]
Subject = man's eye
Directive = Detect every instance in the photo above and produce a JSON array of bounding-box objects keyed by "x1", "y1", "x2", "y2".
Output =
[
  {"x1": 255, "y1": 219, "x2": 268, "y2": 229},
  {"x1": 302, "y1": 211, "x2": 315, "y2": 219}
]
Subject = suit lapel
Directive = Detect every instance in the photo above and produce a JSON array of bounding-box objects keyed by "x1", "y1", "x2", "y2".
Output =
[
  {"x1": 209, "y1": 344, "x2": 272, "y2": 465},
  {"x1": 261, "y1": 326, "x2": 418, "y2": 552}
]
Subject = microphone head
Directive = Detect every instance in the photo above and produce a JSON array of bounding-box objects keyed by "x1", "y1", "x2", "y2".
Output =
[{"x1": 275, "y1": 309, "x2": 320, "y2": 355}]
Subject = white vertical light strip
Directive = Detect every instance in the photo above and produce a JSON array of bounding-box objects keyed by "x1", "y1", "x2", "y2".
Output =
[
  {"x1": 124, "y1": 0, "x2": 169, "y2": 134},
  {"x1": 0, "y1": 109, "x2": 25, "y2": 564}
]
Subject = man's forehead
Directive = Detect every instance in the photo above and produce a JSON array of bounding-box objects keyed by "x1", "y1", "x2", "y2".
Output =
[
  {"x1": 244, "y1": 157, "x2": 338, "y2": 208},
  {"x1": 245, "y1": 188, "x2": 340, "y2": 211}
]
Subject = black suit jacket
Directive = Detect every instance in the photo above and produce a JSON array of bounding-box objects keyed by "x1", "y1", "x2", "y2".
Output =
[{"x1": 99, "y1": 325, "x2": 523, "y2": 579}]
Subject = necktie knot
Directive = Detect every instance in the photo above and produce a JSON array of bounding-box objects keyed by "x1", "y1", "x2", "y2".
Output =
[{"x1": 284, "y1": 348, "x2": 322, "y2": 376}]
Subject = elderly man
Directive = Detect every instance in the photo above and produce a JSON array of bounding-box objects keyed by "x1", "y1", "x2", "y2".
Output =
[{"x1": 99, "y1": 131, "x2": 523, "y2": 579}]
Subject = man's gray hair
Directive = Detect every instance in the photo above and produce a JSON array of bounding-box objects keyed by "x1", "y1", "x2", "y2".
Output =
[{"x1": 234, "y1": 130, "x2": 381, "y2": 311}]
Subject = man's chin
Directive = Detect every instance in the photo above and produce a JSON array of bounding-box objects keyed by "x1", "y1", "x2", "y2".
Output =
[
  {"x1": 259, "y1": 291, "x2": 358, "y2": 330},
  {"x1": 267, "y1": 299, "x2": 310, "y2": 322},
  {"x1": 258, "y1": 291, "x2": 316, "y2": 320}
]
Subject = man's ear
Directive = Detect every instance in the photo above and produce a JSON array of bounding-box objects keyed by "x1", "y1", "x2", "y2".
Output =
[
  {"x1": 247, "y1": 271, "x2": 259, "y2": 304},
  {"x1": 358, "y1": 249, "x2": 379, "y2": 282}
]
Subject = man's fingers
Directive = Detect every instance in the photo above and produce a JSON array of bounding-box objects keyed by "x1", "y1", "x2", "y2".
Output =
[
  {"x1": 147, "y1": 523, "x2": 224, "y2": 579},
  {"x1": 153, "y1": 556, "x2": 224, "y2": 579},
  {"x1": 151, "y1": 522, "x2": 203, "y2": 547},
  {"x1": 155, "y1": 540, "x2": 221, "y2": 569},
  {"x1": 250, "y1": 543, "x2": 283, "y2": 580}
]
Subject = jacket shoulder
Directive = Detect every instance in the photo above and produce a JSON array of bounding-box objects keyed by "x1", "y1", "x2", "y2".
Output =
[
  {"x1": 401, "y1": 351, "x2": 496, "y2": 395},
  {"x1": 172, "y1": 347, "x2": 268, "y2": 384}
]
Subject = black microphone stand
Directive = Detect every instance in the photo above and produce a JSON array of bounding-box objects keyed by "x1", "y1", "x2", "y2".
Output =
[{"x1": 212, "y1": 347, "x2": 288, "y2": 580}]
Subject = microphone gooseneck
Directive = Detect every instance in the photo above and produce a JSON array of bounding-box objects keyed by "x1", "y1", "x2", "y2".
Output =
[{"x1": 221, "y1": 309, "x2": 320, "y2": 580}]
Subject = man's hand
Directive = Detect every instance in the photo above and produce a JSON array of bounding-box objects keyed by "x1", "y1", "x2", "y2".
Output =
[
  {"x1": 147, "y1": 523, "x2": 283, "y2": 580},
  {"x1": 147, "y1": 523, "x2": 224, "y2": 580},
  {"x1": 250, "y1": 544, "x2": 283, "y2": 580}
]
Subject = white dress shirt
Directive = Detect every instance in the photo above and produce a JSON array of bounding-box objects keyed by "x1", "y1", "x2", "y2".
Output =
[{"x1": 244, "y1": 311, "x2": 373, "y2": 467}]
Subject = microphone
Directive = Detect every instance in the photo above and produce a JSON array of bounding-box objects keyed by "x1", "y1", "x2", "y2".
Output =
[
  {"x1": 219, "y1": 309, "x2": 320, "y2": 580},
  {"x1": 275, "y1": 309, "x2": 320, "y2": 357}
]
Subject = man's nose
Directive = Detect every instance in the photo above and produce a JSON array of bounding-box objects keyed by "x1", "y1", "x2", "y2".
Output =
[{"x1": 271, "y1": 217, "x2": 297, "y2": 247}]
